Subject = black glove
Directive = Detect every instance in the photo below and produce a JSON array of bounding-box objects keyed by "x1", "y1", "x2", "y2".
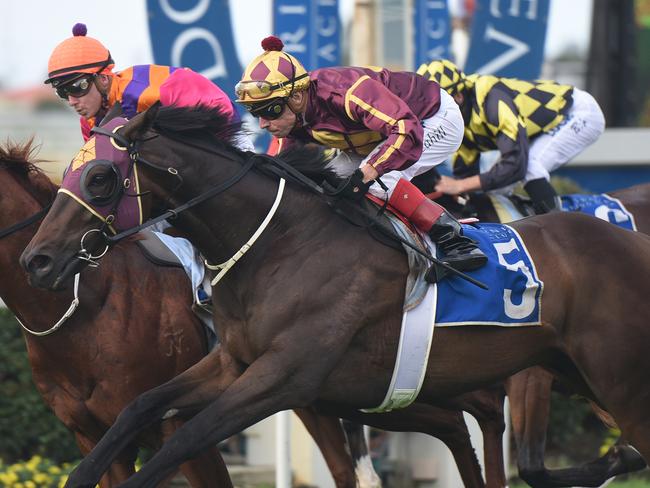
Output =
[
  {"x1": 326, "y1": 169, "x2": 372, "y2": 201},
  {"x1": 322, "y1": 169, "x2": 371, "y2": 200}
]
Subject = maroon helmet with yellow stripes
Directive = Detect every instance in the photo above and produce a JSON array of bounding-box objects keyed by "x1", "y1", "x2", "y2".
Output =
[{"x1": 236, "y1": 36, "x2": 310, "y2": 104}]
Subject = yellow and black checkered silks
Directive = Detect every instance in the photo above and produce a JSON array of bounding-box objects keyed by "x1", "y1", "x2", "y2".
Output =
[
  {"x1": 417, "y1": 59, "x2": 471, "y2": 96},
  {"x1": 237, "y1": 50, "x2": 309, "y2": 103},
  {"x1": 453, "y1": 74, "x2": 574, "y2": 191}
]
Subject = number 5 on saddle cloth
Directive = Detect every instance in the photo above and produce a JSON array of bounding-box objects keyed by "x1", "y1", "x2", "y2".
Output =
[{"x1": 364, "y1": 220, "x2": 542, "y2": 413}]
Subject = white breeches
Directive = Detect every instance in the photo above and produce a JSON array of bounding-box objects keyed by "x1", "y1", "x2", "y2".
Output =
[{"x1": 526, "y1": 88, "x2": 605, "y2": 182}]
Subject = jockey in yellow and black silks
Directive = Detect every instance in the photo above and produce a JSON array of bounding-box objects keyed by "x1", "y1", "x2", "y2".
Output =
[
  {"x1": 236, "y1": 36, "x2": 488, "y2": 279},
  {"x1": 419, "y1": 59, "x2": 605, "y2": 213}
]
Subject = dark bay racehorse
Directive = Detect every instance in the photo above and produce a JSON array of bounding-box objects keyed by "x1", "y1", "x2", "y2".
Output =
[
  {"x1": 423, "y1": 183, "x2": 650, "y2": 487},
  {"x1": 1, "y1": 140, "x2": 504, "y2": 488},
  {"x1": 20, "y1": 106, "x2": 650, "y2": 488}
]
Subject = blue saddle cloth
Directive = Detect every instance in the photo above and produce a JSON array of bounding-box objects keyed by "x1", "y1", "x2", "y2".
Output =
[
  {"x1": 435, "y1": 223, "x2": 543, "y2": 327},
  {"x1": 561, "y1": 194, "x2": 636, "y2": 231}
]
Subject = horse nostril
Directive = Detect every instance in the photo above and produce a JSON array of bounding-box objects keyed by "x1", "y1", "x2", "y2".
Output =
[{"x1": 26, "y1": 254, "x2": 53, "y2": 276}]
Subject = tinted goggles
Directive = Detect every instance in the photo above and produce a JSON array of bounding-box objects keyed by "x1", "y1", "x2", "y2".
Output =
[
  {"x1": 247, "y1": 99, "x2": 287, "y2": 120},
  {"x1": 55, "y1": 75, "x2": 95, "y2": 100},
  {"x1": 235, "y1": 80, "x2": 284, "y2": 101},
  {"x1": 235, "y1": 73, "x2": 309, "y2": 101}
]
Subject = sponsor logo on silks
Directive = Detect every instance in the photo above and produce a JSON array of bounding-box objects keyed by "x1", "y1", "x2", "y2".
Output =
[
  {"x1": 561, "y1": 194, "x2": 637, "y2": 231},
  {"x1": 435, "y1": 223, "x2": 543, "y2": 327}
]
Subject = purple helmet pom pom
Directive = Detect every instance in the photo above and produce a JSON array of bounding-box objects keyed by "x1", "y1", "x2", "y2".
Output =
[{"x1": 72, "y1": 23, "x2": 87, "y2": 36}]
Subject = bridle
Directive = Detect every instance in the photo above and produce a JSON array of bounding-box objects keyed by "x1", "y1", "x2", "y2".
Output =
[
  {"x1": 87, "y1": 126, "x2": 274, "y2": 246},
  {"x1": 0, "y1": 204, "x2": 51, "y2": 239},
  {"x1": 0, "y1": 202, "x2": 81, "y2": 337}
]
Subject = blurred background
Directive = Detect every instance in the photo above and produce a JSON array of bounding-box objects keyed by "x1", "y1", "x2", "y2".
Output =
[{"x1": 1, "y1": 1, "x2": 650, "y2": 487}]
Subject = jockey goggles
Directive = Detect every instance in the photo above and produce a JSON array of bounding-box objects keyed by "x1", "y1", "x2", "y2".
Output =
[
  {"x1": 53, "y1": 74, "x2": 95, "y2": 99},
  {"x1": 246, "y1": 98, "x2": 288, "y2": 120},
  {"x1": 235, "y1": 73, "x2": 309, "y2": 101}
]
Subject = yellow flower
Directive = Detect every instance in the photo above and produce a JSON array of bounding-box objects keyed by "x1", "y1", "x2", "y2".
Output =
[
  {"x1": 33, "y1": 473, "x2": 49, "y2": 484},
  {"x1": 3, "y1": 471, "x2": 18, "y2": 484},
  {"x1": 48, "y1": 466, "x2": 61, "y2": 474},
  {"x1": 24, "y1": 481, "x2": 36, "y2": 488}
]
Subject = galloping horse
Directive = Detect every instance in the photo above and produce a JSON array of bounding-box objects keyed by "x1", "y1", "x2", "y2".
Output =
[
  {"x1": 1, "y1": 140, "x2": 505, "y2": 488},
  {"x1": 21, "y1": 106, "x2": 650, "y2": 488}
]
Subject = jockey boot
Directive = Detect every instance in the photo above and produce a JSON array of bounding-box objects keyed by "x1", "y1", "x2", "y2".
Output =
[
  {"x1": 388, "y1": 179, "x2": 487, "y2": 280},
  {"x1": 524, "y1": 178, "x2": 561, "y2": 214}
]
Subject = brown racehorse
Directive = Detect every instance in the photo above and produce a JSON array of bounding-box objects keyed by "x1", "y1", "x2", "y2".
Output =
[
  {"x1": 21, "y1": 106, "x2": 650, "y2": 488},
  {"x1": 0, "y1": 139, "x2": 232, "y2": 487},
  {"x1": 1, "y1": 140, "x2": 505, "y2": 488},
  {"x1": 420, "y1": 180, "x2": 650, "y2": 487}
]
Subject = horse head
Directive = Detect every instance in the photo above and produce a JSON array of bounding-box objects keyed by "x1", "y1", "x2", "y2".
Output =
[{"x1": 20, "y1": 103, "x2": 245, "y2": 290}]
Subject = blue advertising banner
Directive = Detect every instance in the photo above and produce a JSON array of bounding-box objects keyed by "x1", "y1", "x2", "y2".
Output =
[
  {"x1": 274, "y1": 0, "x2": 340, "y2": 69},
  {"x1": 413, "y1": 0, "x2": 452, "y2": 68},
  {"x1": 465, "y1": 0, "x2": 550, "y2": 78},
  {"x1": 146, "y1": 1, "x2": 270, "y2": 149},
  {"x1": 146, "y1": 0, "x2": 242, "y2": 98}
]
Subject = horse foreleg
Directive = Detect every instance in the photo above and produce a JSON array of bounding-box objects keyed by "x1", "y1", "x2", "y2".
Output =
[
  {"x1": 74, "y1": 432, "x2": 137, "y2": 488},
  {"x1": 341, "y1": 420, "x2": 382, "y2": 488},
  {"x1": 111, "y1": 351, "x2": 332, "y2": 488},
  {"x1": 340, "y1": 404, "x2": 485, "y2": 488},
  {"x1": 64, "y1": 346, "x2": 243, "y2": 488},
  {"x1": 293, "y1": 407, "x2": 358, "y2": 488},
  {"x1": 454, "y1": 388, "x2": 507, "y2": 488},
  {"x1": 162, "y1": 418, "x2": 234, "y2": 488}
]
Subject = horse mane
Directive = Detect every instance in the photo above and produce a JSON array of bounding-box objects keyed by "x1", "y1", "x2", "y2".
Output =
[
  {"x1": 152, "y1": 105, "x2": 244, "y2": 149},
  {"x1": 152, "y1": 105, "x2": 342, "y2": 185},
  {"x1": 276, "y1": 144, "x2": 341, "y2": 184},
  {"x1": 0, "y1": 138, "x2": 58, "y2": 206}
]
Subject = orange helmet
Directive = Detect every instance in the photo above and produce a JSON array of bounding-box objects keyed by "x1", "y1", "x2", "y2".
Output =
[
  {"x1": 235, "y1": 36, "x2": 309, "y2": 104},
  {"x1": 45, "y1": 23, "x2": 114, "y2": 84}
]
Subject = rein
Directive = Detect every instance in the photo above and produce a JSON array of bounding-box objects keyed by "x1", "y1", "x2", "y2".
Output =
[
  {"x1": 0, "y1": 204, "x2": 51, "y2": 239},
  {"x1": 0, "y1": 202, "x2": 81, "y2": 336},
  {"x1": 17, "y1": 273, "x2": 81, "y2": 336}
]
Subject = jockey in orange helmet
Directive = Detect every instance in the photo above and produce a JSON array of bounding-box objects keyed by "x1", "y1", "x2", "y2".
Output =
[
  {"x1": 46, "y1": 23, "x2": 251, "y2": 150},
  {"x1": 236, "y1": 37, "x2": 487, "y2": 279}
]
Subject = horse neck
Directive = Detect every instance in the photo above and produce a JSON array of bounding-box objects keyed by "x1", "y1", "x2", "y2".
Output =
[
  {"x1": 165, "y1": 152, "x2": 318, "y2": 265},
  {"x1": 0, "y1": 173, "x2": 78, "y2": 334}
]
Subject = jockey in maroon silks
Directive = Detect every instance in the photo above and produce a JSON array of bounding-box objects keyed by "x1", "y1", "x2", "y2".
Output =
[
  {"x1": 236, "y1": 36, "x2": 487, "y2": 278},
  {"x1": 45, "y1": 23, "x2": 251, "y2": 150}
]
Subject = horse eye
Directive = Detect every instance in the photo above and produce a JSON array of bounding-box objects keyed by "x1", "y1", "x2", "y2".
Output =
[{"x1": 91, "y1": 173, "x2": 107, "y2": 185}]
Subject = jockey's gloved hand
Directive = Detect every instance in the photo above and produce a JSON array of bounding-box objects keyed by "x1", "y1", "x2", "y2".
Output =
[
  {"x1": 340, "y1": 169, "x2": 373, "y2": 201},
  {"x1": 323, "y1": 169, "x2": 373, "y2": 201}
]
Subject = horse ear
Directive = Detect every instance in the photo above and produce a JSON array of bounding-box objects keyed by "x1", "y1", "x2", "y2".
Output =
[
  {"x1": 119, "y1": 101, "x2": 161, "y2": 142},
  {"x1": 100, "y1": 101, "x2": 123, "y2": 127}
]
